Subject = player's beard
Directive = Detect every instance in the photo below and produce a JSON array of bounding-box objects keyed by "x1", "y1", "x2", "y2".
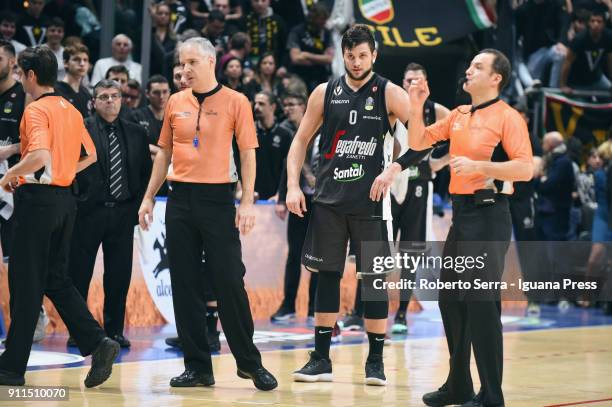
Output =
[
  {"x1": 0, "y1": 65, "x2": 10, "y2": 82},
  {"x1": 345, "y1": 64, "x2": 373, "y2": 81}
]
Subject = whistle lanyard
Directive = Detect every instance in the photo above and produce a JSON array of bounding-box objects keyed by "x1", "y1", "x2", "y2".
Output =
[{"x1": 192, "y1": 83, "x2": 222, "y2": 148}]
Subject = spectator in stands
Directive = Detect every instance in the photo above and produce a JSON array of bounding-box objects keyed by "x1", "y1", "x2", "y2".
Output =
[
  {"x1": 218, "y1": 31, "x2": 252, "y2": 80},
  {"x1": 131, "y1": 75, "x2": 171, "y2": 161},
  {"x1": 244, "y1": 52, "x2": 285, "y2": 102},
  {"x1": 91, "y1": 34, "x2": 142, "y2": 86},
  {"x1": 287, "y1": 3, "x2": 333, "y2": 92},
  {"x1": 515, "y1": 0, "x2": 568, "y2": 88},
  {"x1": 200, "y1": 9, "x2": 229, "y2": 58},
  {"x1": 565, "y1": 8, "x2": 590, "y2": 43},
  {"x1": 253, "y1": 90, "x2": 292, "y2": 200},
  {"x1": 583, "y1": 140, "x2": 612, "y2": 314},
  {"x1": 576, "y1": 147, "x2": 602, "y2": 236},
  {"x1": 191, "y1": 0, "x2": 244, "y2": 32},
  {"x1": 282, "y1": 73, "x2": 309, "y2": 99},
  {"x1": 123, "y1": 79, "x2": 142, "y2": 109},
  {"x1": 55, "y1": 43, "x2": 92, "y2": 118},
  {"x1": 15, "y1": 0, "x2": 49, "y2": 47},
  {"x1": 560, "y1": 9, "x2": 612, "y2": 93},
  {"x1": 157, "y1": 0, "x2": 192, "y2": 34},
  {"x1": 245, "y1": 0, "x2": 287, "y2": 71},
  {"x1": 151, "y1": 2, "x2": 178, "y2": 78},
  {"x1": 43, "y1": 0, "x2": 79, "y2": 38},
  {"x1": 271, "y1": 91, "x2": 319, "y2": 322},
  {"x1": 535, "y1": 131, "x2": 576, "y2": 241},
  {"x1": 43, "y1": 18, "x2": 65, "y2": 80},
  {"x1": 0, "y1": 12, "x2": 26, "y2": 55},
  {"x1": 105, "y1": 65, "x2": 130, "y2": 93},
  {"x1": 221, "y1": 56, "x2": 245, "y2": 93},
  {"x1": 272, "y1": 0, "x2": 330, "y2": 28}
]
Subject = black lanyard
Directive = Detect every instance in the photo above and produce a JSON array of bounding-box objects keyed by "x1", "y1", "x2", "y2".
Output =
[
  {"x1": 192, "y1": 83, "x2": 222, "y2": 148},
  {"x1": 470, "y1": 97, "x2": 500, "y2": 113}
]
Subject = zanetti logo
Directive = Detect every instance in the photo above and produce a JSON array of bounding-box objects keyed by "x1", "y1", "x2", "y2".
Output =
[{"x1": 334, "y1": 163, "x2": 365, "y2": 182}]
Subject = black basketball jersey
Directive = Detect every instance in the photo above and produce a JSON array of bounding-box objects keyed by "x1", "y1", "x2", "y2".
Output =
[
  {"x1": 0, "y1": 82, "x2": 26, "y2": 168},
  {"x1": 314, "y1": 74, "x2": 393, "y2": 219}
]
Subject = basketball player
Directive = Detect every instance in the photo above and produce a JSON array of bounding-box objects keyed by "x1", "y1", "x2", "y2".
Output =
[
  {"x1": 285, "y1": 24, "x2": 413, "y2": 386},
  {"x1": 390, "y1": 63, "x2": 450, "y2": 334}
]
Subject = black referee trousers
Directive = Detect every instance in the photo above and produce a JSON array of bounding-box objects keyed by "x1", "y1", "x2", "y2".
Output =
[
  {"x1": 0, "y1": 185, "x2": 105, "y2": 376},
  {"x1": 166, "y1": 182, "x2": 262, "y2": 374},
  {"x1": 68, "y1": 202, "x2": 136, "y2": 337},
  {"x1": 439, "y1": 195, "x2": 511, "y2": 407}
]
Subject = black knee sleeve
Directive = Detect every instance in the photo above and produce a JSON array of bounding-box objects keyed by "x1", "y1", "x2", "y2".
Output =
[{"x1": 315, "y1": 271, "x2": 342, "y2": 313}]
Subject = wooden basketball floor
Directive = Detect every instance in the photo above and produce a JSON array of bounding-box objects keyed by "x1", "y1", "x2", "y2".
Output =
[{"x1": 6, "y1": 324, "x2": 611, "y2": 407}]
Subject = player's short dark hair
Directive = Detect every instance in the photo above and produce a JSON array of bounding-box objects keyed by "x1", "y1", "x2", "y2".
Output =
[
  {"x1": 146, "y1": 74, "x2": 168, "y2": 92},
  {"x1": 229, "y1": 32, "x2": 249, "y2": 50},
  {"x1": 0, "y1": 39, "x2": 16, "y2": 57},
  {"x1": 341, "y1": 24, "x2": 375, "y2": 53},
  {"x1": 48, "y1": 17, "x2": 65, "y2": 29},
  {"x1": 478, "y1": 48, "x2": 511, "y2": 92},
  {"x1": 256, "y1": 90, "x2": 277, "y2": 106},
  {"x1": 105, "y1": 65, "x2": 130, "y2": 79},
  {"x1": 63, "y1": 44, "x2": 89, "y2": 62},
  {"x1": 18, "y1": 46, "x2": 58, "y2": 87},
  {"x1": 404, "y1": 63, "x2": 427, "y2": 78},
  {"x1": 0, "y1": 11, "x2": 17, "y2": 24},
  {"x1": 208, "y1": 9, "x2": 225, "y2": 23}
]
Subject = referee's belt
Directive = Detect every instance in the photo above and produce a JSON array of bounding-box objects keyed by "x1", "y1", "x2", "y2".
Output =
[{"x1": 451, "y1": 192, "x2": 509, "y2": 205}]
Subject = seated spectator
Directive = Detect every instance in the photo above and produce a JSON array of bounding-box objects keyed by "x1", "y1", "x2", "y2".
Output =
[
  {"x1": 287, "y1": 3, "x2": 333, "y2": 92},
  {"x1": 515, "y1": 0, "x2": 568, "y2": 87},
  {"x1": 43, "y1": 18, "x2": 66, "y2": 80},
  {"x1": 191, "y1": 0, "x2": 244, "y2": 32},
  {"x1": 245, "y1": 0, "x2": 287, "y2": 71},
  {"x1": 123, "y1": 79, "x2": 142, "y2": 109},
  {"x1": 282, "y1": 73, "x2": 308, "y2": 99},
  {"x1": 105, "y1": 65, "x2": 130, "y2": 93},
  {"x1": 200, "y1": 9, "x2": 229, "y2": 58},
  {"x1": 15, "y1": 0, "x2": 49, "y2": 47},
  {"x1": 154, "y1": 0, "x2": 192, "y2": 34},
  {"x1": 55, "y1": 43, "x2": 92, "y2": 118},
  {"x1": 244, "y1": 52, "x2": 285, "y2": 102},
  {"x1": 218, "y1": 31, "x2": 252, "y2": 80},
  {"x1": 560, "y1": 9, "x2": 612, "y2": 93},
  {"x1": 221, "y1": 56, "x2": 245, "y2": 93},
  {"x1": 151, "y1": 2, "x2": 177, "y2": 77},
  {"x1": 91, "y1": 34, "x2": 142, "y2": 86},
  {"x1": 0, "y1": 12, "x2": 26, "y2": 55},
  {"x1": 535, "y1": 132, "x2": 576, "y2": 241}
]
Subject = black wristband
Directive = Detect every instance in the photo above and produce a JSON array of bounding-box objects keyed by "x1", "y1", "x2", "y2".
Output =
[{"x1": 394, "y1": 148, "x2": 433, "y2": 171}]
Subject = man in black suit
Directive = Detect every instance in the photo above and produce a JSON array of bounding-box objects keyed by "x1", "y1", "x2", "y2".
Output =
[{"x1": 67, "y1": 79, "x2": 152, "y2": 348}]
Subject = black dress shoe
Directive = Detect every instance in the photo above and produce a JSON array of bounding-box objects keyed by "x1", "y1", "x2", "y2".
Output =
[
  {"x1": 66, "y1": 336, "x2": 77, "y2": 347},
  {"x1": 169, "y1": 370, "x2": 215, "y2": 387},
  {"x1": 459, "y1": 391, "x2": 504, "y2": 407},
  {"x1": 165, "y1": 336, "x2": 182, "y2": 349},
  {"x1": 237, "y1": 366, "x2": 278, "y2": 391},
  {"x1": 423, "y1": 385, "x2": 475, "y2": 407},
  {"x1": 84, "y1": 337, "x2": 120, "y2": 388},
  {"x1": 110, "y1": 334, "x2": 131, "y2": 348},
  {"x1": 0, "y1": 369, "x2": 25, "y2": 386}
]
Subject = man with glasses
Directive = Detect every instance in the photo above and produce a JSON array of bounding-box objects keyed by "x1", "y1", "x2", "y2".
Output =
[{"x1": 67, "y1": 79, "x2": 152, "y2": 349}]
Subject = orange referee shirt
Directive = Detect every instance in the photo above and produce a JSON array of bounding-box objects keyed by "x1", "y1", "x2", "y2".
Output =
[
  {"x1": 19, "y1": 94, "x2": 96, "y2": 187},
  {"x1": 158, "y1": 86, "x2": 259, "y2": 184},
  {"x1": 422, "y1": 100, "x2": 533, "y2": 195}
]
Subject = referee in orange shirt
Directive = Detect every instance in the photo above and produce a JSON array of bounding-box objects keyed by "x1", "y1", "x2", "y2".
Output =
[
  {"x1": 374, "y1": 49, "x2": 533, "y2": 407},
  {"x1": 0, "y1": 46, "x2": 119, "y2": 387},
  {"x1": 138, "y1": 37, "x2": 277, "y2": 391}
]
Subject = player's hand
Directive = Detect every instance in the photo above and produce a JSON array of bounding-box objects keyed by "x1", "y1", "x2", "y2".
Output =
[
  {"x1": 236, "y1": 201, "x2": 256, "y2": 234},
  {"x1": 286, "y1": 186, "x2": 307, "y2": 217},
  {"x1": 408, "y1": 77, "x2": 429, "y2": 108},
  {"x1": 450, "y1": 156, "x2": 482, "y2": 175},
  {"x1": 370, "y1": 163, "x2": 401, "y2": 202},
  {"x1": 138, "y1": 197, "x2": 155, "y2": 231},
  {"x1": 275, "y1": 203, "x2": 288, "y2": 220}
]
